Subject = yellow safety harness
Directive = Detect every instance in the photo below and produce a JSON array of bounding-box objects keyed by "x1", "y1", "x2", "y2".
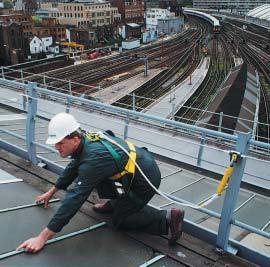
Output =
[
  {"x1": 110, "y1": 141, "x2": 136, "y2": 180},
  {"x1": 85, "y1": 132, "x2": 136, "y2": 181}
]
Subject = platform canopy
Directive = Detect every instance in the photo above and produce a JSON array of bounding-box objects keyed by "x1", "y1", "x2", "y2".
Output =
[{"x1": 247, "y1": 4, "x2": 270, "y2": 21}]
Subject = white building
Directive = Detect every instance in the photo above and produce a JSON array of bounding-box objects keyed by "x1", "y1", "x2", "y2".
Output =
[
  {"x1": 30, "y1": 36, "x2": 59, "y2": 55},
  {"x1": 145, "y1": 8, "x2": 174, "y2": 31}
]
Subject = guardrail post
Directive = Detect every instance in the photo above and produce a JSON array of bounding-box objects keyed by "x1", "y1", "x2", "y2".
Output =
[
  {"x1": 26, "y1": 82, "x2": 38, "y2": 165},
  {"x1": 218, "y1": 112, "x2": 223, "y2": 132},
  {"x1": 20, "y1": 69, "x2": 24, "y2": 83},
  {"x1": 43, "y1": 74, "x2": 47, "y2": 89},
  {"x1": 197, "y1": 132, "x2": 206, "y2": 166},
  {"x1": 22, "y1": 94, "x2": 27, "y2": 111},
  {"x1": 123, "y1": 112, "x2": 130, "y2": 139},
  {"x1": 1, "y1": 66, "x2": 5, "y2": 79},
  {"x1": 132, "y1": 93, "x2": 136, "y2": 111},
  {"x1": 144, "y1": 57, "x2": 148, "y2": 77},
  {"x1": 216, "y1": 132, "x2": 251, "y2": 253},
  {"x1": 66, "y1": 81, "x2": 72, "y2": 113}
]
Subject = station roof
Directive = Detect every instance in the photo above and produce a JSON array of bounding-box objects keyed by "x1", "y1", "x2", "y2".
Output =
[{"x1": 247, "y1": 4, "x2": 270, "y2": 21}]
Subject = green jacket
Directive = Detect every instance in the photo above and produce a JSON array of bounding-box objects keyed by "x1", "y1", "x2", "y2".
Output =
[{"x1": 47, "y1": 134, "x2": 161, "y2": 232}]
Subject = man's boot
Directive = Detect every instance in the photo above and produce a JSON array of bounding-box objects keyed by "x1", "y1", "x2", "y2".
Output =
[
  {"x1": 168, "y1": 208, "x2": 185, "y2": 246},
  {"x1": 93, "y1": 201, "x2": 114, "y2": 213}
]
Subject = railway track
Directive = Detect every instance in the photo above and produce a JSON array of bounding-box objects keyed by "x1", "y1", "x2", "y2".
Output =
[
  {"x1": 216, "y1": 21, "x2": 270, "y2": 140},
  {"x1": 175, "y1": 19, "x2": 234, "y2": 125}
]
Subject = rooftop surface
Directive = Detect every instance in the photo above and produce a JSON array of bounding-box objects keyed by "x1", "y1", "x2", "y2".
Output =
[
  {"x1": 0, "y1": 143, "x2": 257, "y2": 267},
  {"x1": 0, "y1": 104, "x2": 268, "y2": 266}
]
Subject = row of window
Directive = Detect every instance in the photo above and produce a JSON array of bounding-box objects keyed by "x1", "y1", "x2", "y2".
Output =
[
  {"x1": 51, "y1": 12, "x2": 113, "y2": 18},
  {"x1": 125, "y1": 12, "x2": 142, "y2": 18},
  {"x1": 124, "y1": 2, "x2": 143, "y2": 6},
  {"x1": 62, "y1": 4, "x2": 111, "y2": 11},
  {"x1": 77, "y1": 18, "x2": 111, "y2": 26},
  {"x1": 93, "y1": 11, "x2": 111, "y2": 17}
]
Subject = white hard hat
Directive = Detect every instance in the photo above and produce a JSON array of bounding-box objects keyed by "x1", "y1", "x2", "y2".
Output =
[{"x1": 46, "y1": 113, "x2": 80, "y2": 145}]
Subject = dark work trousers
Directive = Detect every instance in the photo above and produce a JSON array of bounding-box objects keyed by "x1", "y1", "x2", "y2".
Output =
[{"x1": 96, "y1": 149, "x2": 168, "y2": 236}]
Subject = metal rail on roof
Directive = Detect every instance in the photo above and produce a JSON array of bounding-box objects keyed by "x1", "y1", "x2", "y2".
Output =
[
  {"x1": 0, "y1": 222, "x2": 106, "y2": 260},
  {"x1": 0, "y1": 80, "x2": 269, "y2": 266}
]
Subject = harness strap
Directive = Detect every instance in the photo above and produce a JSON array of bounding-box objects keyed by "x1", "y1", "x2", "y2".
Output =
[
  {"x1": 86, "y1": 132, "x2": 136, "y2": 180},
  {"x1": 110, "y1": 141, "x2": 136, "y2": 180},
  {"x1": 99, "y1": 139, "x2": 123, "y2": 172}
]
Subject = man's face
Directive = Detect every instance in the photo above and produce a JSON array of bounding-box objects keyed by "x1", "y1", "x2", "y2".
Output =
[{"x1": 55, "y1": 136, "x2": 80, "y2": 158}]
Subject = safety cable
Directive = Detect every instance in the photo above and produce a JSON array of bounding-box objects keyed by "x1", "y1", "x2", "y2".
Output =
[
  {"x1": 98, "y1": 131, "x2": 202, "y2": 210},
  {"x1": 98, "y1": 131, "x2": 243, "y2": 210}
]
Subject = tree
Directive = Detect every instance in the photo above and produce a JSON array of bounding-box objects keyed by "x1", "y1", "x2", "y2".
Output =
[{"x1": 3, "y1": 0, "x2": 13, "y2": 8}]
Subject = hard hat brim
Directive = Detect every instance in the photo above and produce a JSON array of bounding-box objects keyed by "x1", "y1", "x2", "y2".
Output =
[
  {"x1": 46, "y1": 134, "x2": 66, "y2": 145},
  {"x1": 46, "y1": 122, "x2": 80, "y2": 145}
]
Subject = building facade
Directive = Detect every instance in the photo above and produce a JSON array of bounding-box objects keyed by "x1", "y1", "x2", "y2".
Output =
[
  {"x1": 69, "y1": 27, "x2": 95, "y2": 47},
  {"x1": 32, "y1": 17, "x2": 66, "y2": 42},
  {"x1": 145, "y1": 7, "x2": 184, "y2": 34},
  {"x1": 0, "y1": 10, "x2": 33, "y2": 38},
  {"x1": 29, "y1": 35, "x2": 59, "y2": 54},
  {"x1": 111, "y1": 0, "x2": 144, "y2": 24},
  {"x1": 41, "y1": 1, "x2": 120, "y2": 27},
  {"x1": 157, "y1": 16, "x2": 184, "y2": 35},
  {"x1": 146, "y1": 8, "x2": 173, "y2": 30},
  {"x1": 0, "y1": 22, "x2": 27, "y2": 65},
  {"x1": 14, "y1": 0, "x2": 38, "y2": 13},
  {"x1": 193, "y1": 0, "x2": 270, "y2": 14}
]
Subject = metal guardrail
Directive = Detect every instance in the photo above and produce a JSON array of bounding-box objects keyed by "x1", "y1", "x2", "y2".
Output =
[
  {"x1": 2, "y1": 65, "x2": 270, "y2": 143},
  {"x1": 0, "y1": 80, "x2": 269, "y2": 266}
]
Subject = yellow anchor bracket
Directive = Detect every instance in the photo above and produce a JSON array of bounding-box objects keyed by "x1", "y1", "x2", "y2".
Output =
[
  {"x1": 216, "y1": 151, "x2": 242, "y2": 196},
  {"x1": 200, "y1": 151, "x2": 242, "y2": 207}
]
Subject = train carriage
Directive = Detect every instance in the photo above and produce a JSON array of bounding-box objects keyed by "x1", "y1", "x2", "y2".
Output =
[{"x1": 184, "y1": 9, "x2": 220, "y2": 34}]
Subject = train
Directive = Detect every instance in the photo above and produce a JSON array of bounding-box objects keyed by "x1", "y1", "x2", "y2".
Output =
[
  {"x1": 184, "y1": 9, "x2": 220, "y2": 34},
  {"x1": 84, "y1": 48, "x2": 111, "y2": 60}
]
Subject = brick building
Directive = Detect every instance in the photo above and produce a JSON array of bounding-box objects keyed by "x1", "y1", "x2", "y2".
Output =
[
  {"x1": 110, "y1": 0, "x2": 144, "y2": 24},
  {"x1": 0, "y1": 22, "x2": 28, "y2": 65},
  {"x1": 32, "y1": 17, "x2": 66, "y2": 42},
  {"x1": 0, "y1": 10, "x2": 33, "y2": 38}
]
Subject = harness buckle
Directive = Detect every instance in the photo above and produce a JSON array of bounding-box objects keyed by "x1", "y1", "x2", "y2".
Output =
[{"x1": 86, "y1": 132, "x2": 100, "y2": 142}]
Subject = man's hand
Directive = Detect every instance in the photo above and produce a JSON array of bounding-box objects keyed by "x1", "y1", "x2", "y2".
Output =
[
  {"x1": 36, "y1": 186, "x2": 58, "y2": 208},
  {"x1": 16, "y1": 228, "x2": 55, "y2": 254},
  {"x1": 16, "y1": 236, "x2": 46, "y2": 253}
]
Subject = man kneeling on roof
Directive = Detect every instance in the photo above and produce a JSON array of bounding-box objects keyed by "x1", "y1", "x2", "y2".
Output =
[{"x1": 17, "y1": 112, "x2": 185, "y2": 253}]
